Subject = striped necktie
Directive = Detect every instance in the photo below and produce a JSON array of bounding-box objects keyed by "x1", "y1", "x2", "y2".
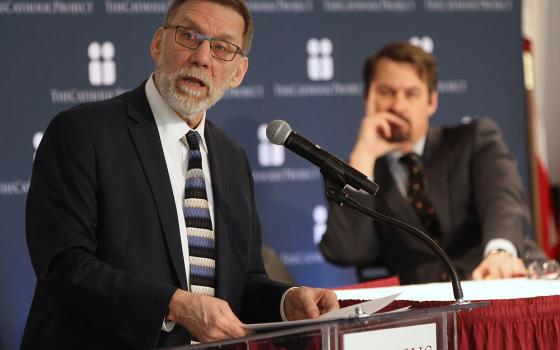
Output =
[{"x1": 183, "y1": 130, "x2": 215, "y2": 296}]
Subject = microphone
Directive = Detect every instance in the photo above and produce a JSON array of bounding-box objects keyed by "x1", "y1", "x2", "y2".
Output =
[{"x1": 266, "y1": 120, "x2": 379, "y2": 196}]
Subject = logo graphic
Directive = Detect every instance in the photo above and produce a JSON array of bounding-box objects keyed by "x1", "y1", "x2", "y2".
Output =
[
  {"x1": 88, "y1": 41, "x2": 116, "y2": 86},
  {"x1": 312, "y1": 205, "x2": 328, "y2": 245},
  {"x1": 307, "y1": 38, "x2": 334, "y2": 81},
  {"x1": 409, "y1": 36, "x2": 434, "y2": 53},
  {"x1": 257, "y1": 124, "x2": 285, "y2": 167},
  {"x1": 33, "y1": 131, "x2": 44, "y2": 159}
]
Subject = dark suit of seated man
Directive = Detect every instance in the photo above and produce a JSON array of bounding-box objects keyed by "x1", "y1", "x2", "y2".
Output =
[
  {"x1": 22, "y1": 1, "x2": 338, "y2": 349},
  {"x1": 320, "y1": 42, "x2": 535, "y2": 285}
]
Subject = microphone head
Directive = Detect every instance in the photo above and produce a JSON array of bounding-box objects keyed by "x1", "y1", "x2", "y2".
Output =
[{"x1": 266, "y1": 120, "x2": 292, "y2": 145}]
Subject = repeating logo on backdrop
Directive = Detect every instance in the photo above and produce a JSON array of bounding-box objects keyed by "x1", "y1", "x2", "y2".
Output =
[
  {"x1": 273, "y1": 37, "x2": 361, "y2": 98},
  {"x1": 0, "y1": 1, "x2": 94, "y2": 15},
  {"x1": 246, "y1": 0, "x2": 314, "y2": 13},
  {"x1": 408, "y1": 35, "x2": 468, "y2": 94},
  {"x1": 33, "y1": 132, "x2": 44, "y2": 159},
  {"x1": 0, "y1": 132, "x2": 39, "y2": 196},
  {"x1": 423, "y1": 0, "x2": 514, "y2": 12},
  {"x1": 322, "y1": 0, "x2": 416, "y2": 13},
  {"x1": 50, "y1": 41, "x2": 126, "y2": 104},
  {"x1": 278, "y1": 204, "x2": 327, "y2": 267},
  {"x1": 409, "y1": 36, "x2": 434, "y2": 53},
  {"x1": 252, "y1": 123, "x2": 321, "y2": 183},
  {"x1": 257, "y1": 124, "x2": 285, "y2": 167},
  {"x1": 313, "y1": 205, "x2": 327, "y2": 245},
  {"x1": 307, "y1": 38, "x2": 334, "y2": 81},
  {"x1": 88, "y1": 41, "x2": 116, "y2": 86}
]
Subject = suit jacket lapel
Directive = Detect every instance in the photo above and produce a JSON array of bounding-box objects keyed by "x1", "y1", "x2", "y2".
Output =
[
  {"x1": 204, "y1": 122, "x2": 231, "y2": 300},
  {"x1": 125, "y1": 83, "x2": 188, "y2": 290},
  {"x1": 423, "y1": 127, "x2": 451, "y2": 245},
  {"x1": 376, "y1": 158, "x2": 424, "y2": 232}
]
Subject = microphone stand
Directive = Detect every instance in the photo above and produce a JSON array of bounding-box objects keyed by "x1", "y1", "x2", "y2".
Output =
[{"x1": 321, "y1": 164, "x2": 466, "y2": 303}]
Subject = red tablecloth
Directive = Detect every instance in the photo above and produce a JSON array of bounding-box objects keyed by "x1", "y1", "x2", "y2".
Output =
[{"x1": 340, "y1": 295, "x2": 560, "y2": 350}]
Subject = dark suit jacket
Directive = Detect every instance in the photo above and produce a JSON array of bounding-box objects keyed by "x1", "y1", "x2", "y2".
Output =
[
  {"x1": 22, "y1": 82, "x2": 289, "y2": 350},
  {"x1": 320, "y1": 118, "x2": 531, "y2": 284}
]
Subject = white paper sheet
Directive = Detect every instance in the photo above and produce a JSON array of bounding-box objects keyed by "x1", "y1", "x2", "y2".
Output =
[{"x1": 243, "y1": 292, "x2": 401, "y2": 331}]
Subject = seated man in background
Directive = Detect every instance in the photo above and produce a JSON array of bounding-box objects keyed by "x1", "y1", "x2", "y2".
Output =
[{"x1": 319, "y1": 41, "x2": 537, "y2": 284}]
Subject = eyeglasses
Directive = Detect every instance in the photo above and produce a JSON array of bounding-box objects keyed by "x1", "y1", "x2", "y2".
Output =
[{"x1": 163, "y1": 24, "x2": 244, "y2": 62}]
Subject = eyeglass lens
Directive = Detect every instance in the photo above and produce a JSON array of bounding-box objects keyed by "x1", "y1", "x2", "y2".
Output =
[{"x1": 175, "y1": 27, "x2": 240, "y2": 61}]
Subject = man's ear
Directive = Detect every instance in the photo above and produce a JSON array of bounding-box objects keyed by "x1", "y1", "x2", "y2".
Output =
[
  {"x1": 150, "y1": 27, "x2": 164, "y2": 61},
  {"x1": 428, "y1": 90, "x2": 439, "y2": 117},
  {"x1": 229, "y1": 56, "x2": 249, "y2": 88}
]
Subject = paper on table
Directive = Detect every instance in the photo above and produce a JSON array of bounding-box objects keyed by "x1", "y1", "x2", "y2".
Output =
[
  {"x1": 243, "y1": 292, "x2": 401, "y2": 331},
  {"x1": 318, "y1": 292, "x2": 401, "y2": 320}
]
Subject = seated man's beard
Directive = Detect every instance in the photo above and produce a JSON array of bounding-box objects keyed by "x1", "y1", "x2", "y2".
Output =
[{"x1": 388, "y1": 123, "x2": 411, "y2": 142}]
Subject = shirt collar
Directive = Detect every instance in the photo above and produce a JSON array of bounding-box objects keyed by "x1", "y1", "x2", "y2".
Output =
[
  {"x1": 145, "y1": 73, "x2": 208, "y2": 153},
  {"x1": 388, "y1": 135, "x2": 427, "y2": 163}
]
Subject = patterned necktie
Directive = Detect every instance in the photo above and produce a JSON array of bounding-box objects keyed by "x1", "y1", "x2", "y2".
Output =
[
  {"x1": 183, "y1": 130, "x2": 215, "y2": 296},
  {"x1": 400, "y1": 153, "x2": 442, "y2": 240}
]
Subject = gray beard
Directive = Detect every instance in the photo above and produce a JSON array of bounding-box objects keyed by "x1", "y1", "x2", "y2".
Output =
[{"x1": 155, "y1": 67, "x2": 229, "y2": 121}]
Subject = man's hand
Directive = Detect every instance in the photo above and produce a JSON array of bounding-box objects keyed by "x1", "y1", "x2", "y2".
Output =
[
  {"x1": 283, "y1": 287, "x2": 339, "y2": 321},
  {"x1": 472, "y1": 253, "x2": 528, "y2": 280},
  {"x1": 350, "y1": 91, "x2": 410, "y2": 177},
  {"x1": 167, "y1": 289, "x2": 249, "y2": 343}
]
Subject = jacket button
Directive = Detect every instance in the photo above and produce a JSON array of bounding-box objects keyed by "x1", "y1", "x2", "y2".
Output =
[{"x1": 440, "y1": 272, "x2": 449, "y2": 281}]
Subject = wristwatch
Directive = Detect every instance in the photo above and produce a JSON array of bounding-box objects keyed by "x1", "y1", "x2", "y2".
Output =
[{"x1": 486, "y1": 248, "x2": 512, "y2": 258}]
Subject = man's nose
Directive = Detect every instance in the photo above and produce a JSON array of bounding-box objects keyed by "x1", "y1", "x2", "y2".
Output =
[
  {"x1": 188, "y1": 40, "x2": 212, "y2": 68},
  {"x1": 391, "y1": 92, "x2": 407, "y2": 113}
]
